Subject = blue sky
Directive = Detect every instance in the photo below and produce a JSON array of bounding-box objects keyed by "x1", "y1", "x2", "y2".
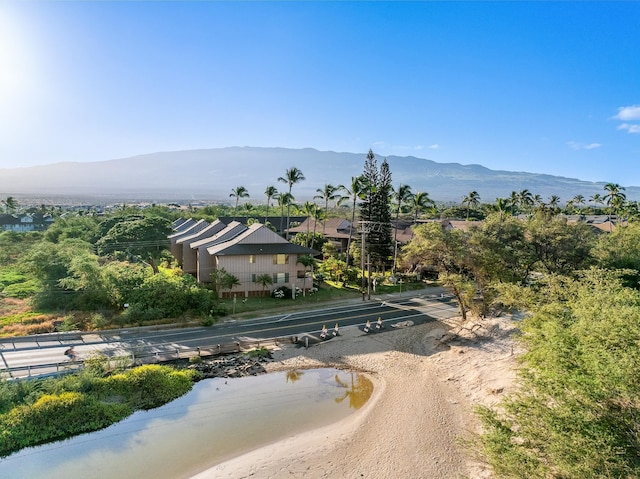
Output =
[{"x1": 1, "y1": 1, "x2": 639, "y2": 185}]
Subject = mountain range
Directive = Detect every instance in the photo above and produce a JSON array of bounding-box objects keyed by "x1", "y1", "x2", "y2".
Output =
[{"x1": 0, "y1": 147, "x2": 637, "y2": 205}]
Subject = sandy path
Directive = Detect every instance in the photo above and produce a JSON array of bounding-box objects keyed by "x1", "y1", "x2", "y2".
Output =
[{"x1": 194, "y1": 315, "x2": 518, "y2": 479}]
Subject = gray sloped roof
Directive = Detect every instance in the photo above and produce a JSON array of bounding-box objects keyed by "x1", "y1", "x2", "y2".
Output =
[{"x1": 213, "y1": 243, "x2": 320, "y2": 256}]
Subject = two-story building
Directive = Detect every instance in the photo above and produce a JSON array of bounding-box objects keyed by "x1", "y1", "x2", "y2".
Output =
[{"x1": 170, "y1": 218, "x2": 319, "y2": 298}]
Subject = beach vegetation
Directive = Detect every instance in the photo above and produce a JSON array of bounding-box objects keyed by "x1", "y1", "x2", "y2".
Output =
[
  {"x1": 0, "y1": 363, "x2": 199, "y2": 458},
  {"x1": 476, "y1": 270, "x2": 640, "y2": 478}
]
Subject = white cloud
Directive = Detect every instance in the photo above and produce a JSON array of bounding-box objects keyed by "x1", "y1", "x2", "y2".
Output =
[
  {"x1": 614, "y1": 105, "x2": 640, "y2": 121},
  {"x1": 567, "y1": 141, "x2": 602, "y2": 150},
  {"x1": 618, "y1": 123, "x2": 640, "y2": 134},
  {"x1": 428, "y1": 144, "x2": 439, "y2": 149},
  {"x1": 372, "y1": 141, "x2": 387, "y2": 148},
  {"x1": 414, "y1": 145, "x2": 424, "y2": 151}
]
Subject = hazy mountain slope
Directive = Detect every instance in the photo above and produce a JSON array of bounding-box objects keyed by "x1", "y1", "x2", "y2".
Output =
[{"x1": 0, "y1": 147, "x2": 636, "y2": 204}]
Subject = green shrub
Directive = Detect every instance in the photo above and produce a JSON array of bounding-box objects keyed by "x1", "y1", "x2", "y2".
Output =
[
  {"x1": 272, "y1": 285, "x2": 292, "y2": 299},
  {"x1": 247, "y1": 347, "x2": 270, "y2": 358},
  {"x1": 2, "y1": 279, "x2": 39, "y2": 298},
  {"x1": 57, "y1": 314, "x2": 80, "y2": 331},
  {"x1": 89, "y1": 312, "x2": 109, "y2": 330},
  {"x1": 98, "y1": 364, "x2": 199, "y2": 410},
  {"x1": 200, "y1": 316, "x2": 215, "y2": 326},
  {"x1": 0, "y1": 270, "x2": 27, "y2": 288},
  {"x1": 123, "y1": 304, "x2": 164, "y2": 324},
  {"x1": 0, "y1": 392, "x2": 131, "y2": 457}
]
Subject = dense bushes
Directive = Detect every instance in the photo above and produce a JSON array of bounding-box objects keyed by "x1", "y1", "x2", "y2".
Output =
[
  {"x1": 0, "y1": 364, "x2": 200, "y2": 458},
  {"x1": 123, "y1": 273, "x2": 218, "y2": 322},
  {"x1": 0, "y1": 392, "x2": 131, "y2": 456},
  {"x1": 477, "y1": 270, "x2": 640, "y2": 478},
  {"x1": 96, "y1": 365, "x2": 199, "y2": 410}
]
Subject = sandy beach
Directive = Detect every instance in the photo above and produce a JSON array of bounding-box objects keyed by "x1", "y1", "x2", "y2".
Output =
[{"x1": 193, "y1": 311, "x2": 519, "y2": 479}]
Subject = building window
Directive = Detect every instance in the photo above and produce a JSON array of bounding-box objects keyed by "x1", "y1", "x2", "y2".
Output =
[
  {"x1": 249, "y1": 255, "x2": 255, "y2": 264},
  {"x1": 273, "y1": 272, "x2": 289, "y2": 284},
  {"x1": 273, "y1": 254, "x2": 289, "y2": 265},
  {"x1": 297, "y1": 270, "x2": 306, "y2": 279}
]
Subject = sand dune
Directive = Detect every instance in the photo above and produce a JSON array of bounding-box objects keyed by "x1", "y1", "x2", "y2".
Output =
[{"x1": 193, "y1": 314, "x2": 519, "y2": 479}]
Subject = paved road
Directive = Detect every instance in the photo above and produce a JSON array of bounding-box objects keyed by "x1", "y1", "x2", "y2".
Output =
[{"x1": 0, "y1": 290, "x2": 460, "y2": 379}]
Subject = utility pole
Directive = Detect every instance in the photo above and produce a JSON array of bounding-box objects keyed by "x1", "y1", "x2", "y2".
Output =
[
  {"x1": 367, "y1": 253, "x2": 371, "y2": 300},
  {"x1": 361, "y1": 225, "x2": 366, "y2": 300}
]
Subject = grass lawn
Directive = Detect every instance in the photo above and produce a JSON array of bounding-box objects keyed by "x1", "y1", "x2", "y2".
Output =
[
  {"x1": 224, "y1": 282, "x2": 362, "y2": 319},
  {"x1": 224, "y1": 280, "x2": 430, "y2": 320}
]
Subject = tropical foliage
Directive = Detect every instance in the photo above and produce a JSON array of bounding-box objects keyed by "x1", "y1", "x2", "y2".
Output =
[
  {"x1": 0, "y1": 364, "x2": 199, "y2": 458},
  {"x1": 477, "y1": 270, "x2": 640, "y2": 478}
]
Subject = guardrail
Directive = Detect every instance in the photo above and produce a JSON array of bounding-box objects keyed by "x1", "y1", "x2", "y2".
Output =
[{"x1": 1, "y1": 336, "x2": 296, "y2": 380}]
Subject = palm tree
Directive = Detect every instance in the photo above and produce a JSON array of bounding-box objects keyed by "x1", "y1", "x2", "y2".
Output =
[
  {"x1": 301, "y1": 201, "x2": 317, "y2": 246},
  {"x1": 229, "y1": 186, "x2": 249, "y2": 220},
  {"x1": 547, "y1": 195, "x2": 561, "y2": 215},
  {"x1": 277, "y1": 192, "x2": 294, "y2": 234},
  {"x1": 264, "y1": 186, "x2": 278, "y2": 224},
  {"x1": 410, "y1": 191, "x2": 433, "y2": 223},
  {"x1": 518, "y1": 189, "x2": 534, "y2": 214},
  {"x1": 494, "y1": 197, "x2": 509, "y2": 220},
  {"x1": 590, "y1": 193, "x2": 604, "y2": 212},
  {"x1": 254, "y1": 273, "x2": 273, "y2": 296},
  {"x1": 1, "y1": 196, "x2": 18, "y2": 214},
  {"x1": 392, "y1": 184, "x2": 412, "y2": 275},
  {"x1": 211, "y1": 267, "x2": 241, "y2": 298},
  {"x1": 462, "y1": 190, "x2": 481, "y2": 220},
  {"x1": 603, "y1": 183, "x2": 626, "y2": 230},
  {"x1": 508, "y1": 191, "x2": 519, "y2": 215},
  {"x1": 297, "y1": 254, "x2": 316, "y2": 295},
  {"x1": 242, "y1": 203, "x2": 255, "y2": 216},
  {"x1": 314, "y1": 183, "x2": 343, "y2": 234},
  {"x1": 278, "y1": 167, "x2": 305, "y2": 239},
  {"x1": 340, "y1": 176, "x2": 366, "y2": 268},
  {"x1": 311, "y1": 206, "x2": 324, "y2": 250},
  {"x1": 571, "y1": 194, "x2": 585, "y2": 211}
]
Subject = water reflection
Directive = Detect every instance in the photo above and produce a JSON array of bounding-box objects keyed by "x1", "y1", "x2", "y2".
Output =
[
  {"x1": 285, "y1": 368, "x2": 304, "y2": 383},
  {"x1": 0, "y1": 368, "x2": 372, "y2": 479},
  {"x1": 334, "y1": 372, "x2": 374, "y2": 410}
]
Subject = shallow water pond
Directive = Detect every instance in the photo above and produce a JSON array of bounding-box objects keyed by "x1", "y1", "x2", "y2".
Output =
[{"x1": 0, "y1": 368, "x2": 372, "y2": 479}]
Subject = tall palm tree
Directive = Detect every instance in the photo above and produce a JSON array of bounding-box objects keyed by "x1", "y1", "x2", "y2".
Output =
[
  {"x1": 314, "y1": 183, "x2": 343, "y2": 234},
  {"x1": 590, "y1": 193, "x2": 604, "y2": 212},
  {"x1": 264, "y1": 185, "x2": 278, "y2": 224},
  {"x1": 277, "y1": 192, "x2": 294, "y2": 235},
  {"x1": 301, "y1": 201, "x2": 317, "y2": 246},
  {"x1": 603, "y1": 183, "x2": 626, "y2": 231},
  {"x1": 392, "y1": 184, "x2": 412, "y2": 274},
  {"x1": 311, "y1": 206, "x2": 324, "y2": 250},
  {"x1": 494, "y1": 197, "x2": 509, "y2": 220},
  {"x1": 340, "y1": 176, "x2": 366, "y2": 268},
  {"x1": 410, "y1": 191, "x2": 433, "y2": 223},
  {"x1": 462, "y1": 190, "x2": 481, "y2": 220},
  {"x1": 229, "y1": 186, "x2": 249, "y2": 220},
  {"x1": 571, "y1": 194, "x2": 585, "y2": 211},
  {"x1": 508, "y1": 191, "x2": 519, "y2": 215},
  {"x1": 278, "y1": 167, "x2": 305, "y2": 239},
  {"x1": 518, "y1": 189, "x2": 534, "y2": 214},
  {"x1": 547, "y1": 195, "x2": 561, "y2": 215}
]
